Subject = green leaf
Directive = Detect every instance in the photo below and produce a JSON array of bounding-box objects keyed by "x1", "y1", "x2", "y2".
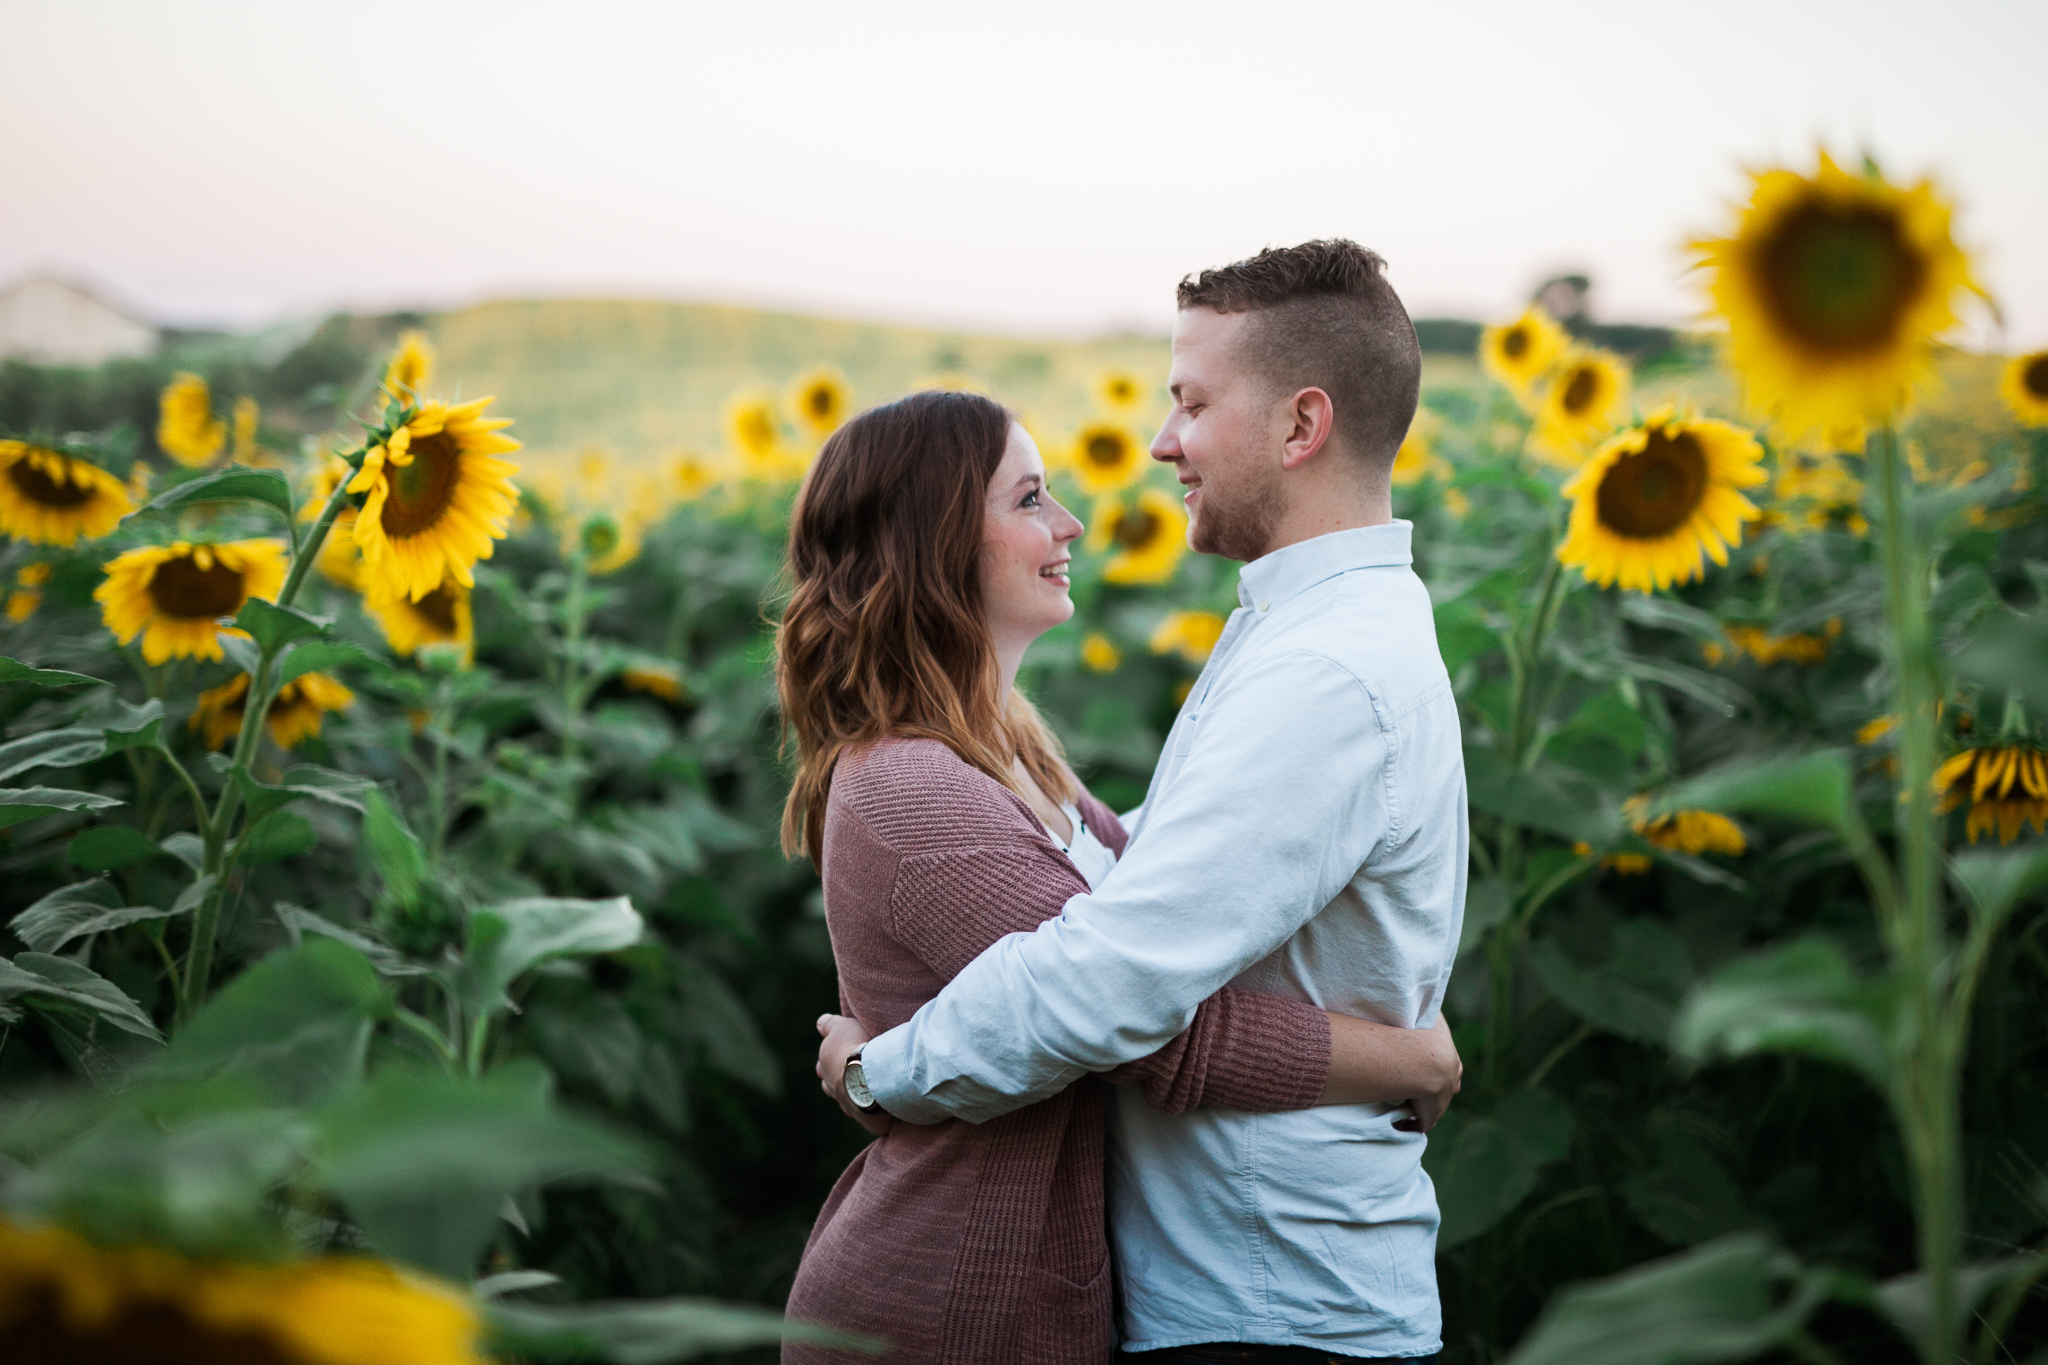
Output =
[
  {"x1": 1458, "y1": 877, "x2": 1513, "y2": 957},
  {"x1": 1464, "y1": 746, "x2": 1623, "y2": 846},
  {"x1": 278, "y1": 639, "x2": 373, "y2": 686},
  {"x1": 1956, "y1": 608, "x2": 2048, "y2": 715},
  {"x1": 161, "y1": 937, "x2": 385, "y2": 1105},
  {"x1": 234, "y1": 598, "x2": 329, "y2": 653},
  {"x1": 1529, "y1": 921, "x2": 1694, "y2": 1047},
  {"x1": 318, "y1": 1061, "x2": 652, "y2": 1281},
  {"x1": 474, "y1": 1269, "x2": 562, "y2": 1300},
  {"x1": 232, "y1": 767, "x2": 368, "y2": 823},
  {"x1": 671, "y1": 958, "x2": 781, "y2": 1095},
  {"x1": 233, "y1": 811, "x2": 317, "y2": 865},
  {"x1": 1674, "y1": 937, "x2": 1894, "y2": 1088},
  {"x1": 68, "y1": 826, "x2": 167, "y2": 872},
  {"x1": 1876, "y1": 1255, "x2": 2044, "y2": 1358},
  {"x1": 362, "y1": 788, "x2": 426, "y2": 902},
  {"x1": 94, "y1": 697, "x2": 166, "y2": 755},
  {"x1": 1621, "y1": 1115, "x2": 1759, "y2": 1246},
  {"x1": 0, "y1": 657, "x2": 108, "y2": 689},
  {"x1": 276, "y1": 904, "x2": 428, "y2": 979},
  {"x1": 138, "y1": 464, "x2": 293, "y2": 519},
  {"x1": 9, "y1": 878, "x2": 179, "y2": 954},
  {"x1": 1422, "y1": 1087, "x2": 1573, "y2": 1249},
  {"x1": 487, "y1": 1298, "x2": 880, "y2": 1362},
  {"x1": 1503, "y1": 1233, "x2": 1834, "y2": 1365},
  {"x1": 458, "y1": 897, "x2": 644, "y2": 1020},
  {"x1": 0, "y1": 728, "x2": 108, "y2": 782},
  {"x1": 1654, "y1": 751, "x2": 1857, "y2": 837},
  {"x1": 1948, "y1": 841, "x2": 2048, "y2": 934},
  {"x1": 0, "y1": 787, "x2": 124, "y2": 830},
  {"x1": 0, "y1": 952, "x2": 161, "y2": 1041}
]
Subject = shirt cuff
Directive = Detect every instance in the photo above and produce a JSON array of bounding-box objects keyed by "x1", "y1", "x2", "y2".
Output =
[{"x1": 857, "y1": 1024, "x2": 952, "y2": 1125}]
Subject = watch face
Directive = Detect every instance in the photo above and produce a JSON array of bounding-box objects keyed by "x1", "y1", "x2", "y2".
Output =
[{"x1": 844, "y1": 1060, "x2": 874, "y2": 1108}]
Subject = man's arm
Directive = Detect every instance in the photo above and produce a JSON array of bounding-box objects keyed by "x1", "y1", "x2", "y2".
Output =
[{"x1": 861, "y1": 650, "x2": 1397, "y2": 1125}]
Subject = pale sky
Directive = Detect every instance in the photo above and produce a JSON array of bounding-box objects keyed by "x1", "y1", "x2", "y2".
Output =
[{"x1": 5, "y1": 0, "x2": 2044, "y2": 346}]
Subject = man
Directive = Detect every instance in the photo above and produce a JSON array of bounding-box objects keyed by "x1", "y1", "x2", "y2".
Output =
[{"x1": 824, "y1": 239, "x2": 1466, "y2": 1362}]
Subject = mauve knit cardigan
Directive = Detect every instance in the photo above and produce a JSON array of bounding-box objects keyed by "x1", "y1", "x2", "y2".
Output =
[{"x1": 782, "y1": 738, "x2": 1333, "y2": 1365}]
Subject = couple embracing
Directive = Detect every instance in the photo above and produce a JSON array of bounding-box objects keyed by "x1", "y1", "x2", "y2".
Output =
[{"x1": 773, "y1": 241, "x2": 1468, "y2": 1365}]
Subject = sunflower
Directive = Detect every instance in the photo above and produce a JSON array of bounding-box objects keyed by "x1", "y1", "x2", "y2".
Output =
[
  {"x1": 383, "y1": 330, "x2": 436, "y2": 402},
  {"x1": 1624, "y1": 796, "x2": 1747, "y2": 857},
  {"x1": 2001, "y1": 351, "x2": 2048, "y2": 426},
  {"x1": 0, "y1": 442, "x2": 134, "y2": 546},
  {"x1": 191, "y1": 670, "x2": 355, "y2": 750},
  {"x1": 1088, "y1": 488, "x2": 1188, "y2": 585},
  {"x1": 668, "y1": 451, "x2": 726, "y2": 502},
  {"x1": 1093, "y1": 368, "x2": 1148, "y2": 414},
  {"x1": 1556, "y1": 407, "x2": 1767, "y2": 593},
  {"x1": 622, "y1": 663, "x2": 685, "y2": 702},
  {"x1": 0, "y1": 1217, "x2": 485, "y2": 1365},
  {"x1": 157, "y1": 373, "x2": 225, "y2": 467},
  {"x1": 1858, "y1": 715, "x2": 1898, "y2": 745},
  {"x1": 1149, "y1": 610, "x2": 1226, "y2": 663},
  {"x1": 1773, "y1": 450, "x2": 1868, "y2": 535},
  {"x1": 1391, "y1": 411, "x2": 1451, "y2": 487},
  {"x1": 1479, "y1": 307, "x2": 1568, "y2": 404},
  {"x1": 366, "y1": 577, "x2": 473, "y2": 664},
  {"x1": 569, "y1": 508, "x2": 642, "y2": 575},
  {"x1": 1693, "y1": 151, "x2": 1978, "y2": 445},
  {"x1": 1934, "y1": 745, "x2": 2048, "y2": 844},
  {"x1": 1081, "y1": 633, "x2": 1121, "y2": 673},
  {"x1": 1530, "y1": 349, "x2": 1631, "y2": 466},
  {"x1": 1717, "y1": 618, "x2": 1840, "y2": 666},
  {"x1": 6, "y1": 563, "x2": 50, "y2": 621},
  {"x1": 726, "y1": 392, "x2": 803, "y2": 481},
  {"x1": 231, "y1": 397, "x2": 263, "y2": 463},
  {"x1": 349, "y1": 398, "x2": 521, "y2": 603},
  {"x1": 96, "y1": 539, "x2": 287, "y2": 665},
  {"x1": 1069, "y1": 422, "x2": 1146, "y2": 495},
  {"x1": 789, "y1": 368, "x2": 851, "y2": 440}
]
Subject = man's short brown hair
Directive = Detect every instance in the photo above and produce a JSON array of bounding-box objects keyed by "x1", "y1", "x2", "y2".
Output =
[{"x1": 1178, "y1": 240, "x2": 1421, "y2": 478}]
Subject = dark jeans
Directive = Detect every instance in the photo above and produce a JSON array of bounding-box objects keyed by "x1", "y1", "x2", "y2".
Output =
[{"x1": 1128, "y1": 1348, "x2": 1439, "y2": 1365}]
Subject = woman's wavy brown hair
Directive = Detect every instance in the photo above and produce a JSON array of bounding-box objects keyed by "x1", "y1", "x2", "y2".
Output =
[{"x1": 776, "y1": 389, "x2": 1074, "y2": 866}]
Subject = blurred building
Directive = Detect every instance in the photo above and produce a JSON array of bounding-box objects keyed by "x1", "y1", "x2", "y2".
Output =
[{"x1": 0, "y1": 274, "x2": 159, "y2": 366}]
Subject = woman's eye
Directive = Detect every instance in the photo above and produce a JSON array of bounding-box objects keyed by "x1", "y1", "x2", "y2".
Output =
[{"x1": 1021, "y1": 490, "x2": 1041, "y2": 508}]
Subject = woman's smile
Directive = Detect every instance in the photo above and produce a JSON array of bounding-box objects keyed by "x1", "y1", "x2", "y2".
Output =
[{"x1": 1039, "y1": 556, "x2": 1071, "y2": 588}]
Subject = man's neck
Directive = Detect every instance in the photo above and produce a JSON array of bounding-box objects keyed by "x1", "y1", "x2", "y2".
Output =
[{"x1": 1252, "y1": 495, "x2": 1394, "y2": 562}]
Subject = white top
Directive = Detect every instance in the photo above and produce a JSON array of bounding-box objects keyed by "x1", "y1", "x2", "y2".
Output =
[
  {"x1": 1039, "y1": 801, "x2": 1118, "y2": 891},
  {"x1": 862, "y1": 522, "x2": 1468, "y2": 1358}
]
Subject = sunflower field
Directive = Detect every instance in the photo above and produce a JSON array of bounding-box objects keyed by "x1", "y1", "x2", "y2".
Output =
[{"x1": 2, "y1": 152, "x2": 2048, "y2": 1365}]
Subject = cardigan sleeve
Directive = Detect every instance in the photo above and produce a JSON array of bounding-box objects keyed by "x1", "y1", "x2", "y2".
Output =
[{"x1": 1103, "y1": 988, "x2": 1330, "y2": 1114}]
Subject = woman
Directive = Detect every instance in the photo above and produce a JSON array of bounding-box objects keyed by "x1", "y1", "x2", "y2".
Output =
[{"x1": 776, "y1": 391, "x2": 1459, "y2": 1364}]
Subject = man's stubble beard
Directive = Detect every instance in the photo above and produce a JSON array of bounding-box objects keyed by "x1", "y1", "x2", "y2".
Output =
[{"x1": 1188, "y1": 469, "x2": 1283, "y2": 563}]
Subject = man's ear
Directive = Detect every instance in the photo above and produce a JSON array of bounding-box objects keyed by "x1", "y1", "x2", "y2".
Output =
[{"x1": 1280, "y1": 388, "x2": 1336, "y2": 471}]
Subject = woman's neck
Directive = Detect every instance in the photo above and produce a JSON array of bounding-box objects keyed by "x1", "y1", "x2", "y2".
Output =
[{"x1": 993, "y1": 635, "x2": 1027, "y2": 699}]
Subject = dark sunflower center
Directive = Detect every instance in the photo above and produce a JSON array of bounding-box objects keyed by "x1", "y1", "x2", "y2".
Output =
[
  {"x1": 582, "y1": 519, "x2": 620, "y2": 557},
  {"x1": 1561, "y1": 366, "x2": 1598, "y2": 414},
  {"x1": 805, "y1": 386, "x2": 834, "y2": 418},
  {"x1": 1085, "y1": 434, "x2": 1126, "y2": 468},
  {"x1": 6, "y1": 1296, "x2": 295, "y2": 1364},
  {"x1": 1596, "y1": 430, "x2": 1709, "y2": 538},
  {"x1": 1110, "y1": 380, "x2": 1134, "y2": 400},
  {"x1": 8, "y1": 456, "x2": 97, "y2": 508},
  {"x1": 1113, "y1": 508, "x2": 1160, "y2": 550},
  {"x1": 148, "y1": 554, "x2": 247, "y2": 619},
  {"x1": 380, "y1": 432, "x2": 459, "y2": 537},
  {"x1": 1758, "y1": 202, "x2": 1925, "y2": 352},
  {"x1": 412, "y1": 586, "x2": 459, "y2": 634},
  {"x1": 1503, "y1": 327, "x2": 1529, "y2": 359},
  {"x1": 2025, "y1": 356, "x2": 2048, "y2": 400}
]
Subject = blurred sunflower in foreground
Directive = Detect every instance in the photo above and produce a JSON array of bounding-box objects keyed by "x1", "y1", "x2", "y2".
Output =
[
  {"x1": 1069, "y1": 422, "x2": 1146, "y2": 495},
  {"x1": 191, "y1": 670, "x2": 356, "y2": 750},
  {"x1": 1556, "y1": 408, "x2": 1766, "y2": 593},
  {"x1": 0, "y1": 1219, "x2": 485, "y2": 1365},
  {"x1": 1530, "y1": 349, "x2": 1630, "y2": 466},
  {"x1": 157, "y1": 373, "x2": 225, "y2": 467},
  {"x1": 0, "y1": 441, "x2": 133, "y2": 546},
  {"x1": 1480, "y1": 307, "x2": 1568, "y2": 405},
  {"x1": 1089, "y1": 488, "x2": 1187, "y2": 585},
  {"x1": 96, "y1": 539, "x2": 287, "y2": 664},
  {"x1": 348, "y1": 398, "x2": 521, "y2": 602},
  {"x1": 1935, "y1": 744, "x2": 2048, "y2": 844},
  {"x1": 1694, "y1": 151, "x2": 1977, "y2": 446},
  {"x1": 2002, "y1": 351, "x2": 2048, "y2": 426}
]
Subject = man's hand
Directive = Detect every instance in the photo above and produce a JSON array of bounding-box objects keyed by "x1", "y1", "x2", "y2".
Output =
[
  {"x1": 1393, "y1": 1014, "x2": 1462, "y2": 1134},
  {"x1": 816, "y1": 1013, "x2": 888, "y2": 1136}
]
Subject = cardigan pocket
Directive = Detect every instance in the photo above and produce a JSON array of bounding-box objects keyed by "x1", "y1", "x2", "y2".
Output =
[{"x1": 1017, "y1": 1256, "x2": 1113, "y2": 1365}]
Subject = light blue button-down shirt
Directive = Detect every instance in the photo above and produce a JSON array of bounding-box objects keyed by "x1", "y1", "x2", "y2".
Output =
[{"x1": 861, "y1": 521, "x2": 1468, "y2": 1358}]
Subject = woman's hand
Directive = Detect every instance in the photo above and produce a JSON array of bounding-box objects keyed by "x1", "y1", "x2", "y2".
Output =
[
  {"x1": 1392, "y1": 1014, "x2": 1462, "y2": 1134},
  {"x1": 816, "y1": 1013, "x2": 889, "y2": 1136}
]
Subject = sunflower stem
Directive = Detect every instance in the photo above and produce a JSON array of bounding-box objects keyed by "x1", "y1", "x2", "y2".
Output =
[{"x1": 1872, "y1": 420, "x2": 1962, "y2": 1365}]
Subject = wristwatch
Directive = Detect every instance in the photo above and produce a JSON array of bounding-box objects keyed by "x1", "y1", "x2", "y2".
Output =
[{"x1": 842, "y1": 1051, "x2": 878, "y2": 1112}]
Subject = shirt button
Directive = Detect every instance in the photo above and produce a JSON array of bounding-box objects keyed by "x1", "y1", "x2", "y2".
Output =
[{"x1": 1258, "y1": 600, "x2": 1270, "y2": 612}]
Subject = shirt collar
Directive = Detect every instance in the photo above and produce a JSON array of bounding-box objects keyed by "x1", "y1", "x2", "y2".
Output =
[{"x1": 1236, "y1": 521, "x2": 1414, "y2": 611}]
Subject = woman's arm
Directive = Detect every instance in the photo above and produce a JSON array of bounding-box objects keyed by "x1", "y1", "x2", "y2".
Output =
[{"x1": 1324, "y1": 1012, "x2": 1462, "y2": 1131}]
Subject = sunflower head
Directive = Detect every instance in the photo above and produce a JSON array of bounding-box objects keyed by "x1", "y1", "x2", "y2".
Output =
[
  {"x1": 2000, "y1": 351, "x2": 2048, "y2": 427},
  {"x1": 1934, "y1": 745, "x2": 2048, "y2": 844},
  {"x1": 348, "y1": 398, "x2": 521, "y2": 603},
  {"x1": 1080, "y1": 633, "x2": 1122, "y2": 673},
  {"x1": 157, "y1": 373, "x2": 226, "y2": 467},
  {"x1": 1149, "y1": 610, "x2": 1226, "y2": 663},
  {"x1": 0, "y1": 442, "x2": 134, "y2": 547},
  {"x1": 668, "y1": 451, "x2": 726, "y2": 502},
  {"x1": 726, "y1": 392, "x2": 792, "y2": 476},
  {"x1": 1480, "y1": 307, "x2": 1569, "y2": 404},
  {"x1": 1391, "y1": 412, "x2": 1450, "y2": 487},
  {"x1": 382, "y1": 331, "x2": 437, "y2": 402},
  {"x1": 1556, "y1": 407, "x2": 1767, "y2": 593},
  {"x1": 366, "y1": 577, "x2": 474, "y2": 665},
  {"x1": 6, "y1": 563, "x2": 50, "y2": 621},
  {"x1": 1093, "y1": 369, "x2": 1148, "y2": 414},
  {"x1": 1530, "y1": 348, "x2": 1632, "y2": 466},
  {"x1": 622, "y1": 663, "x2": 686, "y2": 703},
  {"x1": 95, "y1": 539, "x2": 288, "y2": 665},
  {"x1": 789, "y1": 368, "x2": 851, "y2": 439},
  {"x1": 1087, "y1": 488, "x2": 1188, "y2": 585},
  {"x1": 1069, "y1": 422, "x2": 1146, "y2": 495},
  {"x1": 231, "y1": 397, "x2": 263, "y2": 463},
  {"x1": 1693, "y1": 151, "x2": 1978, "y2": 444},
  {"x1": 570, "y1": 508, "x2": 643, "y2": 576}
]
